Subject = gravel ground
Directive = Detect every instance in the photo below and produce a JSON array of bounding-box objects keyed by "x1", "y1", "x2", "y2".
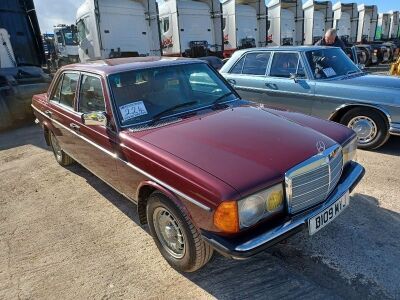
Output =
[{"x1": 0, "y1": 125, "x2": 399, "y2": 300}]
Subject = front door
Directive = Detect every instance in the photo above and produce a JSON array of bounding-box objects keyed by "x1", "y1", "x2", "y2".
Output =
[
  {"x1": 262, "y1": 52, "x2": 315, "y2": 115},
  {"x1": 74, "y1": 73, "x2": 120, "y2": 190}
]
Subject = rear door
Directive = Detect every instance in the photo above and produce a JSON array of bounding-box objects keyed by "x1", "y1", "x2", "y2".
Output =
[
  {"x1": 47, "y1": 71, "x2": 82, "y2": 159},
  {"x1": 223, "y1": 51, "x2": 271, "y2": 103},
  {"x1": 262, "y1": 51, "x2": 314, "y2": 115}
]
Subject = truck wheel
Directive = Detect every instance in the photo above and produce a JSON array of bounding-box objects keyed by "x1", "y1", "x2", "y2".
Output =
[
  {"x1": 146, "y1": 192, "x2": 213, "y2": 272},
  {"x1": 50, "y1": 131, "x2": 74, "y2": 166},
  {"x1": 340, "y1": 108, "x2": 390, "y2": 150}
]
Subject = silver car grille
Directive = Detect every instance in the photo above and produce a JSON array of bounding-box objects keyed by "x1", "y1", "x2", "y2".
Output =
[{"x1": 285, "y1": 145, "x2": 343, "y2": 214}]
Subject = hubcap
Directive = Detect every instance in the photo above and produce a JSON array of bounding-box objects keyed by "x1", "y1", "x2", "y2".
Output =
[
  {"x1": 50, "y1": 133, "x2": 62, "y2": 160},
  {"x1": 153, "y1": 207, "x2": 185, "y2": 259},
  {"x1": 348, "y1": 116, "x2": 377, "y2": 144}
]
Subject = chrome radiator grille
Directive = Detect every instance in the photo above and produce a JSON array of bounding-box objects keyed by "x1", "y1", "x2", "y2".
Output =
[{"x1": 285, "y1": 145, "x2": 343, "y2": 214}]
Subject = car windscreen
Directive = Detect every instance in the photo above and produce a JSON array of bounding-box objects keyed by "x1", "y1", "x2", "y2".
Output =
[
  {"x1": 305, "y1": 48, "x2": 360, "y2": 79},
  {"x1": 108, "y1": 63, "x2": 235, "y2": 127},
  {"x1": 62, "y1": 29, "x2": 78, "y2": 46}
]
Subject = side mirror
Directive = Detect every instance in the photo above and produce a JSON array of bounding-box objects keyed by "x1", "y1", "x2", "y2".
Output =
[
  {"x1": 82, "y1": 111, "x2": 108, "y2": 126},
  {"x1": 289, "y1": 73, "x2": 299, "y2": 83},
  {"x1": 357, "y1": 64, "x2": 365, "y2": 70}
]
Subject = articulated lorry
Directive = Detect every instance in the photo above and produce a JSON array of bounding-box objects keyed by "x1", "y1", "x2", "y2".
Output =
[
  {"x1": 158, "y1": 0, "x2": 223, "y2": 57},
  {"x1": 357, "y1": 4, "x2": 378, "y2": 43},
  {"x1": 303, "y1": 0, "x2": 333, "y2": 45},
  {"x1": 332, "y1": 2, "x2": 358, "y2": 44},
  {"x1": 76, "y1": 0, "x2": 161, "y2": 62},
  {"x1": 222, "y1": 0, "x2": 268, "y2": 57},
  {"x1": 267, "y1": 0, "x2": 303, "y2": 46},
  {"x1": 0, "y1": 0, "x2": 50, "y2": 131}
]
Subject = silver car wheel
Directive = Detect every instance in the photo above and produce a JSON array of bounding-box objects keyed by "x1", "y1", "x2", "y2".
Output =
[
  {"x1": 348, "y1": 116, "x2": 377, "y2": 144},
  {"x1": 50, "y1": 132, "x2": 62, "y2": 160},
  {"x1": 153, "y1": 207, "x2": 186, "y2": 259}
]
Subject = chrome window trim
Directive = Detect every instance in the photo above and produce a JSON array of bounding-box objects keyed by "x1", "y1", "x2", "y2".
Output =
[
  {"x1": 32, "y1": 104, "x2": 211, "y2": 212},
  {"x1": 285, "y1": 144, "x2": 342, "y2": 214}
]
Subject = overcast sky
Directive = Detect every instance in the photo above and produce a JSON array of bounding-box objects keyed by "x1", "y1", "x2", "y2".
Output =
[{"x1": 34, "y1": 0, "x2": 399, "y2": 34}]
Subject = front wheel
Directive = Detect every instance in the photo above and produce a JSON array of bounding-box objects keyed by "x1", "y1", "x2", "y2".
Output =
[
  {"x1": 340, "y1": 108, "x2": 390, "y2": 150},
  {"x1": 146, "y1": 192, "x2": 213, "y2": 272}
]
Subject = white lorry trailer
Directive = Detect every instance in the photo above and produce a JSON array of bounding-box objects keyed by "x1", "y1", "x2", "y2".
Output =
[
  {"x1": 267, "y1": 0, "x2": 303, "y2": 46},
  {"x1": 76, "y1": 0, "x2": 161, "y2": 62},
  {"x1": 222, "y1": 0, "x2": 268, "y2": 57},
  {"x1": 357, "y1": 4, "x2": 378, "y2": 43},
  {"x1": 376, "y1": 13, "x2": 390, "y2": 40},
  {"x1": 332, "y1": 2, "x2": 358, "y2": 44},
  {"x1": 388, "y1": 11, "x2": 399, "y2": 40},
  {"x1": 158, "y1": 0, "x2": 223, "y2": 57},
  {"x1": 303, "y1": 0, "x2": 333, "y2": 45}
]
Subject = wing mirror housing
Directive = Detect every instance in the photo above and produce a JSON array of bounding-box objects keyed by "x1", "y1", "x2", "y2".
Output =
[
  {"x1": 357, "y1": 64, "x2": 365, "y2": 70},
  {"x1": 289, "y1": 73, "x2": 299, "y2": 83},
  {"x1": 82, "y1": 111, "x2": 108, "y2": 126}
]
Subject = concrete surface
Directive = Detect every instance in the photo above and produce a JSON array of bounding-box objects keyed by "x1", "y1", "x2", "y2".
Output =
[{"x1": 0, "y1": 125, "x2": 399, "y2": 299}]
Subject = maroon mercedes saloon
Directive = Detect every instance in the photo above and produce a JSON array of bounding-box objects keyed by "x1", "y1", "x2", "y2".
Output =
[{"x1": 32, "y1": 57, "x2": 364, "y2": 272}]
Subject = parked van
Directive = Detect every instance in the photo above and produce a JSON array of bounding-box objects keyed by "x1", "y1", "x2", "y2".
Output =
[
  {"x1": 267, "y1": 0, "x2": 303, "y2": 46},
  {"x1": 303, "y1": 0, "x2": 333, "y2": 45},
  {"x1": 158, "y1": 0, "x2": 223, "y2": 57},
  {"x1": 223, "y1": 0, "x2": 267, "y2": 57},
  {"x1": 76, "y1": 0, "x2": 161, "y2": 62}
]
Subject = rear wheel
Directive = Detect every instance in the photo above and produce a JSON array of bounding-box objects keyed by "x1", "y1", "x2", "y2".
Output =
[
  {"x1": 50, "y1": 131, "x2": 74, "y2": 166},
  {"x1": 146, "y1": 192, "x2": 213, "y2": 272},
  {"x1": 340, "y1": 108, "x2": 390, "y2": 150}
]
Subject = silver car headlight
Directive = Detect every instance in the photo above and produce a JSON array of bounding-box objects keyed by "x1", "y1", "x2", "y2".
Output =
[
  {"x1": 238, "y1": 183, "x2": 285, "y2": 228},
  {"x1": 343, "y1": 135, "x2": 357, "y2": 165}
]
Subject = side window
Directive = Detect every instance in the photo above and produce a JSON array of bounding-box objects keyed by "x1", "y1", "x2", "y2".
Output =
[
  {"x1": 59, "y1": 73, "x2": 79, "y2": 108},
  {"x1": 269, "y1": 53, "x2": 300, "y2": 78},
  {"x1": 51, "y1": 74, "x2": 64, "y2": 102},
  {"x1": 229, "y1": 55, "x2": 245, "y2": 74},
  {"x1": 78, "y1": 75, "x2": 106, "y2": 113},
  {"x1": 241, "y1": 52, "x2": 270, "y2": 75}
]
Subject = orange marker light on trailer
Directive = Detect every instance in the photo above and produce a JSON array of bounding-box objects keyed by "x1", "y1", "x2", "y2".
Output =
[{"x1": 213, "y1": 201, "x2": 239, "y2": 233}]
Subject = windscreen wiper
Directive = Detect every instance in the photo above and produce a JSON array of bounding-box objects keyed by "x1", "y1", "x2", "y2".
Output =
[
  {"x1": 211, "y1": 91, "x2": 235, "y2": 107},
  {"x1": 149, "y1": 101, "x2": 197, "y2": 125}
]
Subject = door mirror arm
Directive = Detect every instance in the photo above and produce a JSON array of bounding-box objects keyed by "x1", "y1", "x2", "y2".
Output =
[{"x1": 289, "y1": 73, "x2": 299, "y2": 83}]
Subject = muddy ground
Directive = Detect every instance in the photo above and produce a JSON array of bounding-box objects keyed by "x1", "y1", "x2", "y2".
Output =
[{"x1": 0, "y1": 125, "x2": 399, "y2": 299}]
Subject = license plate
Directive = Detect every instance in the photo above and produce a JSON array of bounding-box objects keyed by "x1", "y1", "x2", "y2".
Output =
[{"x1": 308, "y1": 191, "x2": 350, "y2": 235}]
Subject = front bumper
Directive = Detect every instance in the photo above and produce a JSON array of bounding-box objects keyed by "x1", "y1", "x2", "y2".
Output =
[
  {"x1": 389, "y1": 122, "x2": 400, "y2": 136},
  {"x1": 202, "y1": 161, "x2": 365, "y2": 259}
]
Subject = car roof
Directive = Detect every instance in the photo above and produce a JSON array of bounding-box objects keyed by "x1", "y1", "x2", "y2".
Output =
[
  {"x1": 235, "y1": 45, "x2": 339, "y2": 54},
  {"x1": 60, "y1": 56, "x2": 205, "y2": 76}
]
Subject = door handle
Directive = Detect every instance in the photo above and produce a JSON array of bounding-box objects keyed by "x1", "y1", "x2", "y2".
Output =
[
  {"x1": 69, "y1": 123, "x2": 80, "y2": 131},
  {"x1": 227, "y1": 79, "x2": 236, "y2": 86},
  {"x1": 265, "y1": 82, "x2": 278, "y2": 90},
  {"x1": 44, "y1": 110, "x2": 52, "y2": 117}
]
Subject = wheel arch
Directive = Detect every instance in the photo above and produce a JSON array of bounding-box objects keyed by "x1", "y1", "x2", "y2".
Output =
[
  {"x1": 329, "y1": 104, "x2": 392, "y2": 128},
  {"x1": 136, "y1": 181, "x2": 191, "y2": 226}
]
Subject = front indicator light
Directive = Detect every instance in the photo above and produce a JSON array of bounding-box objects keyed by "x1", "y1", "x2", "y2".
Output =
[
  {"x1": 343, "y1": 136, "x2": 358, "y2": 165},
  {"x1": 214, "y1": 201, "x2": 239, "y2": 233}
]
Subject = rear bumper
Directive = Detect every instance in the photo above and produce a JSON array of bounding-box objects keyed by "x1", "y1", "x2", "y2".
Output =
[
  {"x1": 202, "y1": 161, "x2": 365, "y2": 259},
  {"x1": 389, "y1": 122, "x2": 400, "y2": 136}
]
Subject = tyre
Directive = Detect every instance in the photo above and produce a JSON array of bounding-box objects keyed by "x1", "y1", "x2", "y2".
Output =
[
  {"x1": 146, "y1": 192, "x2": 213, "y2": 272},
  {"x1": 49, "y1": 131, "x2": 74, "y2": 166},
  {"x1": 340, "y1": 108, "x2": 390, "y2": 150}
]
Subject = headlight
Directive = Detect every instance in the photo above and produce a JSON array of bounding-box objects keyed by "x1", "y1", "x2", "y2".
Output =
[
  {"x1": 238, "y1": 184, "x2": 284, "y2": 228},
  {"x1": 343, "y1": 135, "x2": 357, "y2": 165}
]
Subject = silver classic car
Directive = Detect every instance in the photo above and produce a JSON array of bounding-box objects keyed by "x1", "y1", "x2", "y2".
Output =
[{"x1": 220, "y1": 46, "x2": 400, "y2": 150}]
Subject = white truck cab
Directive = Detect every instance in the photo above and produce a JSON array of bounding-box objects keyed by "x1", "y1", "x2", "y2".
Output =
[
  {"x1": 158, "y1": 0, "x2": 223, "y2": 57},
  {"x1": 356, "y1": 5, "x2": 378, "y2": 43},
  {"x1": 388, "y1": 11, "x2": 399, "y2": 40},
  {"x1": 303, "y1": 0, "x2": 333, "y2": 45},
  {"x1": 376, "y1": 13, "x2": 390, "y2": 40},
  {"x1": 76, "y1": 0, "x2": 161, "y2": 62},
  {"x1": 222, "y1": 0, "x2": 267, "y2": 57},
  {"x1": 0, "y1": 28, "x2": 17, "y2": 68},
  {"x1": 333, "y1": 2, "x2": 358, "y2": 44},
  {"x1": 53, "y1": 24, "x2": 79, "y2": 66},
  {"x1": 267, "y1": 0, "x2": 303, "y2": 46}
]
